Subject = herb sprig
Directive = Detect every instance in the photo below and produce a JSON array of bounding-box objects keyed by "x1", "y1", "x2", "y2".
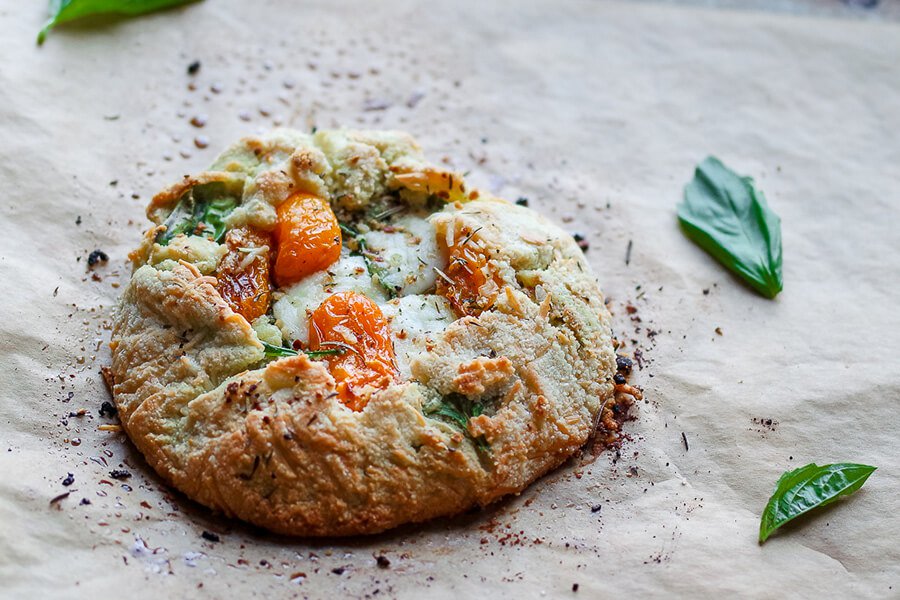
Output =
[
  {"x1": 261, "y1": 342, "x2": 343, "y2": 360},
  {"x1": 678, "y1": 156, "x2": 783, "y2": 298},
  {"x1": 759, "y1": 462, "x2": 876, "y2": 543}
]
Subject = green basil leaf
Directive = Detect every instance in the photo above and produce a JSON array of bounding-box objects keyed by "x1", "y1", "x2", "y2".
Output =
[
  {"x1": 678, "y1": 156, "x2": 783, "y2": 299},
  {"x1": 38, "y1": 0, "x2": 200, "y2": 45},
  {"x1": 759, "y1": 462, "x2": 876, "y2": 543},
  {"x1": 262, "y1": 342, "x2": 298, "y2": 358},
  {"x1": 261, "y1": 342, "x2": 344, "y2": 360},
  {"x1": 156, "y1": 183, "x2": 238, "y2": 246},
  {"x1": 423, "y1": 394, "x2": 490, "y2": 454}
]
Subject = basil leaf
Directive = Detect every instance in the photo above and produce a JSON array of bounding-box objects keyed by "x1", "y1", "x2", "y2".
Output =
[
  {"x1": 424, "y1": 393, "x2": 490, "y2": 454},
  {"x1": 678, "y1": 157, "x2": 783, "y2": 299},
  {"x1": 261, "y1": 342, "x2": 343, "y2": 360},
  {"x1": 759, "y1": 462, "x2": 876, "y2": 543},
  {"x1": 156, "y1": 183, "x2": 238, "y2": 246},
  {"x1": 262, "y1": 342, "x2": 298, "y2": 358},
  {"x1": 38, "y1": 0, "x2": 199, "y2": 45}
]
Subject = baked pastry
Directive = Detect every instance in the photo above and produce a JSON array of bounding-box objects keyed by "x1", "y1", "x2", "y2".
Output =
[{"x1": 109, "y1": 129, "x2": 622, "y2": 536}]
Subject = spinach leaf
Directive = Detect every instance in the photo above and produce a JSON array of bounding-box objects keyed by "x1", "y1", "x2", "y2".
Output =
[
  {"x1": 261, "y1": 342, "x2": 343, "y2": 360},
  {"x1": 678, "y1": 157, "x2": 783, "y2": 298},
  {"x1": 424, "y1": 393, "x2": 490, "y2": 454},
  {"x1": 759, "y1": 462, "x2": 876, "y2": 543},
  {"x1": 38, "y1": 0, "x2": 199, "y2": 45},
  {"x1": 156, "y1": 183, "x2": 238, "y2": 246}
]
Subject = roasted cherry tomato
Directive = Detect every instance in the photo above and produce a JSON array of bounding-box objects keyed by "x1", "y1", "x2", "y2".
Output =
[
  {"x1": 308, "y1": 291, "x2": 398, "y2": 411},
  {"x1": 273, "y1": 192, "x2": 341, "y2": 286},
  {"x1": 436, "y1": 225, "x2": 488, "y2": 316},
  {"x1": 216, "y1": 227, "x2": 273, "y2": 322}
]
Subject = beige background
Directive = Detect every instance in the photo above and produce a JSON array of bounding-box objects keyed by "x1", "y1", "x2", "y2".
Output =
[{"x1": 1, "y1": 0, "x2": 898, "y2": 597}]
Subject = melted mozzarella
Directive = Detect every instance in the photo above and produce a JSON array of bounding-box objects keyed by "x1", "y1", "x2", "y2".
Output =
[
  {"x1": 362, "y1": 213, "x2": 445, "y2": 296},
  {"x1": 381, "y1": 295, "x2": 453, "y2": 378}
]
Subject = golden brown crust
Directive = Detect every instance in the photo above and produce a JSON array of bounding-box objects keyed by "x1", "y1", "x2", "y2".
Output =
[{"x1": 110, "y1": 129, "x2": 616, "y2": 536}]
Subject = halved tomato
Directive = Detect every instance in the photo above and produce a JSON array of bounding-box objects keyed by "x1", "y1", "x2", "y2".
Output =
[
  {"x1": 308, "y1": 291, "x2": 398, "y2": 411},
  {"x1": 273, "y1": 192, "x2": 342, "y2": 286}
]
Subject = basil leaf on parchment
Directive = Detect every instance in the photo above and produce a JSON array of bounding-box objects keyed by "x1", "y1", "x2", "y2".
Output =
[
  {"x1": 38, "y1": 0, "x2": 199, "y2": 45},
  {"x1": 759, "y1": 462, "x2": 876, "y2": 543},
  {"x1": 678, "y1": 156, "x2": 783, "y2": 299}
]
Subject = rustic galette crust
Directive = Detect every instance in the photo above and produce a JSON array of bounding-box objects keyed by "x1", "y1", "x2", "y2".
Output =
[{"x1": 109, "y1": 129, "x2": 617, "y2": 536}]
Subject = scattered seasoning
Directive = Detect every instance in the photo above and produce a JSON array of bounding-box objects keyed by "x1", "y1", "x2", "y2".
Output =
[
  {"x1": 80, "y1": 498, "x2": 91, "y2": 505},
  {"x1": 363, "y1": 98, "x2": 392, "y2": 111},
  {"x1": 715, "y1": 327, "x2": 723, "y2": 336},
  {"x1": 702, "y1": 287, "x2": 710, "y2": 295},
  {"x1": 572, "y1": 232, "x2": 589, "y2": 252},
  {"x1": 99, "y1": 401, "x2": 117, "y2": 418},
  {"x1": 573, "y1": 583, "x2": 580, "y2": 592},
  {"x1": 62, "y1": 473, "x2": 75, "y2": 486},
  {"x1": 187, "y1": 60, "x2": 201, "y2": 75},
  {"x1": 87, "y1": 249, "x2": 109, "y2": 268},
  {"x1": 375, "y1": 554, "x2": 391, "y2": 568},
  {"x1": 201, "y1": 530, "x2": 220, "y2": 542},
  {"x1": 615, "y1": 355, "x2": 633, "y2": 374},
  {"x1": 190, "y1": 114, "x2": 208, "y2": 128},
  {"x1": 75, "y1": 215, "x2": 82, "y2": 225},
  {"x1": 682, "y1": 432, "x2": 689, "y2": 451},
  {"x1": 109, "y1": 469, "x2": 131, "y2": 480},
  {"x1": 515, "y1": 197, "x2": 529, "y2": 207},
  {"x1": 613, "y1": 373, "x2": 626, "y2": 385},
  {"x1": 625, "y1": 239, "x2": 633, "y2": 266},
  {"x1": 49, "y1": 492, "x2": 70, "y2": 507},
  {"x1": 194, "y1": 135, "x2": 210, "y2": 149},
  {"x1": 406, "y1": 91, "x2": 425, "y2": 108},
  {"x1": 590, "y1": 504, "x2": 602, "y2": 513},
  {"x1": 331, "y1": 566, "x2": 346, "y2": 575}
]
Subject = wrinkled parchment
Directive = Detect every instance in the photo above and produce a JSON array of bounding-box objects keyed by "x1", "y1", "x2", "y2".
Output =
[{"x1": 1, "y1": 1, "x2": 898, "y2": 597}]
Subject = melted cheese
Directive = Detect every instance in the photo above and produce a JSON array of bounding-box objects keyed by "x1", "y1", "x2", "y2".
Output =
[
  {"x1": 362, "y1": 213, "x2": 446, "y2": 297},
  {"x1": 381, "y1": 295, "x2": 453, "y2": 378}
]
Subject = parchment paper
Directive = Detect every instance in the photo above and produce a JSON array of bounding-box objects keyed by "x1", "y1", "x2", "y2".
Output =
[{"x1": 1, "y1": 1, "x2": 898, "y2": 597}]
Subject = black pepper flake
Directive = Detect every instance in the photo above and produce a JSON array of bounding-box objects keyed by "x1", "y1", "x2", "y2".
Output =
[
  {"x1": 109, "y1": 469, "x2": 131, "y2": 480},
  {"x1": 62, "y1": 473, "x2": 75, "y2": 486},
  {"x1": 615, "y1": 355, "x2": 633, "y2": 374},
  {"x1": 515, "y1": 197, "x2": 529, "y2": 207},
  {"x1": 50, "y1": 492, "x2": 70, "y2": 507},
  {"x1": 75, "y1": 215, "x2": 82, "y2": 225},
  {"x1": 80, "y1": 498, "x2": 91, "y2": 505},
  {"x1": 99, "y1": 401, "x2": 117, "y2": 418},
  {"x1": 331, "y1": 567, "x2": 345, "y2": 575},
  {"x1": 87, "y1": 249, "x2": 109, "y2": 268},
  {"x1": 590, "y1": 504, "x2": 602, "y2": 513},
  {"x1": 572, "y1": 583, "x2": 580, "y2": 592},
  {"x1": 682, "y1": 432, "x2": 689, "y2": 451},
  {"x1": 201, "y1": 530, "x2": 220, "y2": 542},
  {"x1": 187, "y1": 60, "x2": 201, "y2": 75},
  {"x1": 613, "y1": 373, "x2": 626, "y2": 385},
  {"x1": 375, "y1": 555, "x2": 391, "y2": 568}
]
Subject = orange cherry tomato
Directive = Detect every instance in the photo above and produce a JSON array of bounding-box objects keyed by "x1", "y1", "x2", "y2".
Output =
[
  {"x1": 273, "y1": 192, "x2": 342, "y2": 286},
  {"x1": 216, "y1": 227, "x2": 272, "y2": 322},
  {"x1": 308, "y1": 291, "x2": 398, "y2": 411},
  {"x1": 436, "y1": 226, "x2": 488, "y2": 316}
]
